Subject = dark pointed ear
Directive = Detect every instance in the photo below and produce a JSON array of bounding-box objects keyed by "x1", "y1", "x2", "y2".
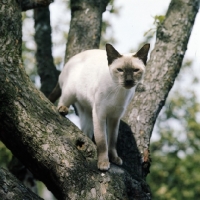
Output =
[
  {"x1": 133, "y1": 43, "x2": 150, "y2": 65},
  {"x1": 106, "y1": 43, "x2": 122, "y2": 65}
]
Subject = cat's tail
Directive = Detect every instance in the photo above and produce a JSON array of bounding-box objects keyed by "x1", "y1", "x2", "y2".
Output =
[{"x1": 48, "y1": 83, "x2": 61, "y2": 103}]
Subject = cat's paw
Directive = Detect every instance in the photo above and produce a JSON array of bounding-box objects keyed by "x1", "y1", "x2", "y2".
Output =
[
  {"x1": 110, "y1": 156, "x2": 123, "y2": 166},
  {"x1": 58, "y1": 106, "x2": 69, "y2": 116},
  {"x1": 98, "y1": 160, "x2": 110, "y2": 171}
]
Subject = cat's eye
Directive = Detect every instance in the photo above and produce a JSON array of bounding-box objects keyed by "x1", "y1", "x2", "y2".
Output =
[
  {"x1": 117, "y1": 68, "x2": 123, "y2": 72},
  {"x1": 133, "y1": 68, "x2": 140, "y2": 73}
]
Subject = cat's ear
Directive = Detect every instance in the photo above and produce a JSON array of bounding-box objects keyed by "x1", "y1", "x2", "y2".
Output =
[
  {"x1": 133, "y1": 44, "x2": 150, "y2": 65},
  {"x1": 106, "y1": 44, "x2": 122, "y2": 65}
]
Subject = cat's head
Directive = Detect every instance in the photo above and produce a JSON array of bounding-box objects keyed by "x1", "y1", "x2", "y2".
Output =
[{"x1": 106, "y1": 43, "x2": 150, "y2": 89}]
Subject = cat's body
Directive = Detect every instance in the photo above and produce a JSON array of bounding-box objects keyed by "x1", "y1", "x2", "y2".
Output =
[
  {"x1": 51, "y1": 44, "x2": 150, "y2": 170},
  {"x1": 58, "y1": 50, "x2": 135, "y2": 138}
]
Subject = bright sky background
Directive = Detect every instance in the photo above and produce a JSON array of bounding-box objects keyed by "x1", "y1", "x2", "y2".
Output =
[
  {"x1": 104, "y1": 0, "x2": 171, "y2": 52},
  {"x1": 104, "y1": 0, "x2": 200, "y2": 61}
]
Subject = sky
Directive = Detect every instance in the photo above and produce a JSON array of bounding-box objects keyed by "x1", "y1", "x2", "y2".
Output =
[
  {"x1": 103, "y1": 0, "x2": 200, "y2": 61},
  {"x1": 104, "y1": 0, "x2": 171, "y2": 52}
]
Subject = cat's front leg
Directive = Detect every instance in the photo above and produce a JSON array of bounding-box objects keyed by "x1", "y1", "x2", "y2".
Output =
[
  {"x1": 93, "y1": 107, "x2": 110, "y2": 171},
  {"x1": 57, "y1": 92, "x2": 75, "y2": 116},
  {"x1": 107, "y1": 118, "x2": 123, "y2": 166}
]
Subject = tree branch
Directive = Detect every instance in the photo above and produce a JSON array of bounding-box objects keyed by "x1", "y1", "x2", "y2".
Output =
[
  {"x1": 0, "y1": 0, "x2": 150, "y2": 199},
  {"x1": 17, "y1": 0, "x2": 53, "y2": 11},
  {"x1": 125, "y1": 0, "x2": 200, "y2": 173},
  {"x1": 0, "y1": 168, "x2": 43, "y2": 200},
  {"x1": 64, "y1": 0, "x2": 109, "y2": 62},
  {"x1": 2, "y1": 0, "x2": 198, "y2": 198},
  {"x1": 8, "y1": 156, "x2": 38, "y2": 193},
  {"x1": 34, "y1": 7, "x2": 60, "y2": 97}
]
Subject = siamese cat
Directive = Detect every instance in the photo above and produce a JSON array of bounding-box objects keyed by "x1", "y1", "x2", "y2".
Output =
[{"x1": 49, "y1": 43, "x2": 150, "y2": 171}]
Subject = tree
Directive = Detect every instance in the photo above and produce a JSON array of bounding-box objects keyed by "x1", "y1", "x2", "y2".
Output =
[
  {"x1": 147, "y1": 61, "x2": 200, "y2": 199},
  {"x1": 124, "y1": 0, "x2": 199, "y2": 173},
  {"x1": 0, "y1": 0, "x2": 199, "y2": 199},
  {"x1": 34, "y1": 6, "x2": 60, "y2": 97}
]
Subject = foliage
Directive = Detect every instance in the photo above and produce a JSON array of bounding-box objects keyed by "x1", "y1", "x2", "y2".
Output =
[
  {"x1": 144, "y1": 15, "x2": 165, "y2": 39},
  {"x1": 0, "y1": 141, "x2": 12, "y2": 168},
  {"x1": 37, "y1": 181, "x2": 56, "y2": 200},
  {"x1": 147, "y1": 60, "x2": 200, "y2": 199},
  {"x1": 128, "y1": 14, "x2": 165, "y2": 53}
]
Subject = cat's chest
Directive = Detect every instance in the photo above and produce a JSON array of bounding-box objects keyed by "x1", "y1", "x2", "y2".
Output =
[
  {"x1": 96, "y1": 87, "x2": 135, "y2": 117},
  {"x1": 102, "y1": 86, "x2": 134, "y2": 103}
]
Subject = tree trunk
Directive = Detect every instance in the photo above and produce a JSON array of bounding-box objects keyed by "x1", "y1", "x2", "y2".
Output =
[
  {"x1": 124, "y1": 0, "x2": 200, "y2": 174},
  {"x1": 0, "y1": 167, "x2": 43, "y2": 200},
  {"x1": 19, "y1": 0, "x2": 52, "y2": 11},
  {"x1": 0, "y1": 0, "x2": 150, "y2": 199},
  {"x1": 34, "y1": 6, "x2": 60, "y2": 97},
  {"x1": 7, "y1": 4, "x2": 59, "y2": 194},
  {"x1": 0, "y1": 0, "x2": 199, "y2": 199},
  {"x1": 64, "y1": 0, "x2": 109, "y2": 62}
]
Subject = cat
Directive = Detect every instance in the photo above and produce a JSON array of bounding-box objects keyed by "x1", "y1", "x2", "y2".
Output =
[{"x1": 48, "y1": 43, "x2": 150, "y2": 170}]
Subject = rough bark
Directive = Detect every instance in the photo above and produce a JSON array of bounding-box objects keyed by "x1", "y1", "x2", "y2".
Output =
[
  {"x1": 0, "y1": 1, "x2": 150, "y2": 199},
  {"x1": 124, "y1": 0, "x2": 200, "y2": 174},
  {"x1": 8, "y1": 2, "x2": 58, "y2": 194},
  {"x1": 64, "y1": 0, "x2": 110, "y2": 62},
  {"x1": 34, "y1": 7, "x2": 60, "y2": 97},
  {"x1": 0, "y1": 0, "x2": 199, "y2": 199},
  {"x1": 9, "y1": 5, "x2": 60, "y2": 193},
  {"x1": 0, "y1": 168, "x2": 43, "y2": 200},
  {"x1": 18, "y1": 0, "x2": 53, "y2": 11}
]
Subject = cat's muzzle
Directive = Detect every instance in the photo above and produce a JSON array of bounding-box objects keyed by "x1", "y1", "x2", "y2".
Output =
[
  {"x1": 124, "y1": 73, "x2": 135, "y2": 89},
  {"x1": 124, "y1": 80, "x2": 135, "y2": 89}
]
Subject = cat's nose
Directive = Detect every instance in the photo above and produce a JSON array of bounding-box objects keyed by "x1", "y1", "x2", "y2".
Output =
[
  {"x1": 125, "y1": 74, "x2": 133, "y2": 83},
  {"x1": 126, "y1": 74, "x2": 132, "y2": 81},
  {"x1": 124, "y1": 80, "x2": 134, "y2": 89},
  {"x1": 124, "y1": 74, "x2": 134, "y2": 88}
]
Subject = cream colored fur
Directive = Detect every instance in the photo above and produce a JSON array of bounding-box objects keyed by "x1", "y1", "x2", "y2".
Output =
[{"x1": 57, "y1": 44, "x2": 150, "y2": 170}]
